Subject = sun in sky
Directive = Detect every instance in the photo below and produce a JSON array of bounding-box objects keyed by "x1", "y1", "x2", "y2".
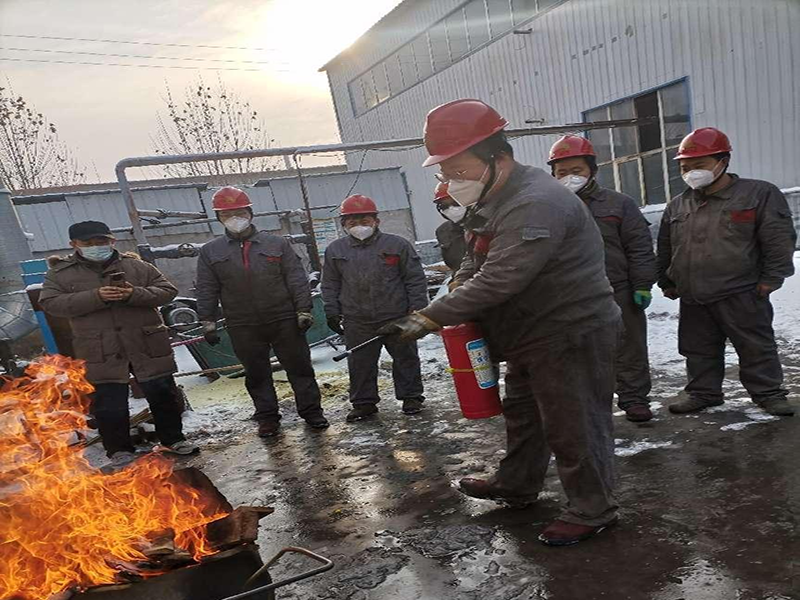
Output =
[{"x1": 238, "y1": 0, "x2": 402, "y2": 80}]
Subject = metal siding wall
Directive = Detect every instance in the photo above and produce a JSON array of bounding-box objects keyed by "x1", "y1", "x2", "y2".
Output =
[
  {"x1": 324, "y1": 0, "x2": 800, "y2": 239},
  {"x1": 15, "y1": 201, "x2": 72, "y2": 252}
]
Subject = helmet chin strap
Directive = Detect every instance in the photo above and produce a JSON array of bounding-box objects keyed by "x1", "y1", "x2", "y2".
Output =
[{"x1": 478, "y1": 158, "x2": 499, "y2": 203}]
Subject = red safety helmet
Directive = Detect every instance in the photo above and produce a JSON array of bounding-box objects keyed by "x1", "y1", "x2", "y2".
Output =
[
  {"x1": 675, "y1": 127, "x2": 732, "y2": 160},
  {"x1": 422, "y1": 99, "x2": 509, "y2": 167},
  {"x1": 211, "y1": 186, "x2": 252, "y2": 211},
  {"x1": 547, "y1": 135, "x2": 596, "y2": 165},
  {"x1": 434, "y1": 181, "x2": 451, "y2": 202},
  {"x1": 340, "y1": 194, "x2": 378, "y2": 216}
]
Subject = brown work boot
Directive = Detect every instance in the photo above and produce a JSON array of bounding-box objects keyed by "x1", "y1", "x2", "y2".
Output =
[
  {"x1": 538, "y1": 517, "x2": 618, "y2": 547},
  {"x1": 402, "y1": 398, "x2": 424, "y2": 415},
  {"x1": 458, "y1": 478, "x2": 537, "y2": 508},
  {"x1": 346, "y1": 405, "x2": 378, "y2": 422},
  {"x1": 257, "y1": 421, "x2": 280, "y2": 437},
  {"x1": 623, "y1": 404, "x2": 653, "y2": 422},
  {"x1": 669, "y1": 396, "x2": 724, "y2": 414},
  {"x1": 758, "y1": 397, "x2": 795, "y2": 417}
]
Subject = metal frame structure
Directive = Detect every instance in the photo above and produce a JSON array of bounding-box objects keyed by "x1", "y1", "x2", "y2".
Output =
[{"x1": 115, "y1": 117, "x2": 654, "y2": 265}]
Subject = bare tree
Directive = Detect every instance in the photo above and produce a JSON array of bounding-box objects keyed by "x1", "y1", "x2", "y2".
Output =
[
  {"x1": 151, "y1": 77, "x2": 280, "y2": 179},
  {"x1": 0, "y1": 84, "x2": 88, "y2": 192}
]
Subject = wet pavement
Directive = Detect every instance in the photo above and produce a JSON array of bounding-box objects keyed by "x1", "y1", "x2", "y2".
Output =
[{"x1": 177, "y1": 329, "x2": 800, "y2": 600}]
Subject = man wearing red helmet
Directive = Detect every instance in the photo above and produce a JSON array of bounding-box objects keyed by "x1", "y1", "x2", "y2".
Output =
[
  {"x1": 195, "y1": 186, "x2": 328, "y2": 437},
  {"x1": 321, "y1": 195, "x2": 429, "y2": 422},
  {"x1": 433, "y1": 182, "x2": 468, "y2": 272},
  {"x1": 548, "y1": 136, "x2": 657, "y2": 423},
  {"x1": 382, "y1": 99, "x2": 622, "y2": 546},
  {"x1": 657, "y1": 128, "x2": 797, "y2": 417}
]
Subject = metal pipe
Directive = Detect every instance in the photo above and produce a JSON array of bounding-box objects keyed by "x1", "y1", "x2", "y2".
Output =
[
  {"x1": 114, "y1": 117, "x2": 652, "y2": 251},
  {"x1": 114, "y1": 163, "x2": 149, "y2": 249},
  {"x1": 136, "y1": 208, "x2": 207, "y2": 219},
  {"x1": 293, "y1": 154, "x2": 322, "y2": 272},
  {"x1": 109, "y1": 205, "x2": 340, "y2": 234},
  {"x1": 114, "y1": 118, "x2": 652, "y2": 173}
]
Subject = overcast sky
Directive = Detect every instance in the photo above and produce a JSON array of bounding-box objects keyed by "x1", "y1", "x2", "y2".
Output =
[{"x1": 0, "y1": 0, "x2": 401, "y2": 182}]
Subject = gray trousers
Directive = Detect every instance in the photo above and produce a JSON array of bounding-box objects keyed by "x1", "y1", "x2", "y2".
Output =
[
  {"x1": 679, "y1": 290, "x2": 787, "y2": 404},
  {"x1": 493, "y1": 322, "x2": 620, "y2": 527},
  {"x1": 614, "y1": 289, "x2": 652, "y2": 408},
  {"x1": 344, "y1": 320, "x2": 423, "y2": 406},
  {"x1": 228, "y1": 318, "x2": 323, "y2": 423}
]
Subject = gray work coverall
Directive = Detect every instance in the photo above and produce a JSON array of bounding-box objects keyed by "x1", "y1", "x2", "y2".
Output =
[
  {"x1": 581, "y1": 184, "x2": 657, "y2": 409},
  {"x1": 195, "y1": 229, "x2": 324, "y2": 423},
  {"x1": 322, "y1": 230, "x2": 429, "y2": 406},
  {"x1": 424, "y1": 164, "x2": 621, "y2": 527},
  {"x1": 657, "y1": 175, "x2": 796, "y2": 406},
  {"x1": 435, "y1": 220, "x2": 467, "y2": 272}
]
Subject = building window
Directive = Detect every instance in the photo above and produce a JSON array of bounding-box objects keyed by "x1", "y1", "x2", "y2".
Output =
[
  {"x1": 583, "y1": 79, "x2": 691, "y2": 205},
  {"x1": 347, "y1": 0, "x2": 567, "y2": 117}
]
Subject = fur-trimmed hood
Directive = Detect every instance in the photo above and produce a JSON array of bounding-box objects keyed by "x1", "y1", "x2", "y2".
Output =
[{"x1": 47, "y1": 250, "x2": 141, "y2": 269}]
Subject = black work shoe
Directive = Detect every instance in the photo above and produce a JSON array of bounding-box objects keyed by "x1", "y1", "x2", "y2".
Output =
[
  {"x1": 539, "y1": 517, "x2": 618, "y2": 547},
  {"x1": 623, "y1": 404, "x2": 653, "y2": 422},
  {"x1": 458, "y1": 477, "x2": 538, "y2": 509},
  {"x1": 306, "y1": 416, "x2": 330, "y2": 429},
  {"x1": 402, "y1": 398, "x2": 424, "y2": 415},
  {"x1": 346, "y1": 405, "x2": 378, "y2": 422},
  {"x1": 758, "y1": 398, "x2": 795, "y2": 416},
  {"x1": 257, "y1": 421, "x2": 281, "y2": 437},
  {"x1": 668, "y1": 396, "x2": 724, "y2": 414}
]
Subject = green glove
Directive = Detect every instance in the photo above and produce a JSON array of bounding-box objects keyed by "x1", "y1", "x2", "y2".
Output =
[{"x1": 633, "y1": 290, "x2": 652, "y2": 310}]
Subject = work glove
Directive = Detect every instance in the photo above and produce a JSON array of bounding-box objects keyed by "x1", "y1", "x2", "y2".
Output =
[
  {"x1": 297, "y1": 312, "x2": 314, "y2": 333},
  {"x1": 448, "y1": 279, "x2": 464, "y2": 292},
  {"x1": 377, "y1": 312, "x2": 441, "y2": 342},
  {"x1": 326, "y1": 315, "x2": 344, "y2": 335},
  {"x1": 632, "y1": 289, "x2": 652, "y2": 310},
  {"x1": 202, "y1": 321, "x2": 221, "y2": 346}
]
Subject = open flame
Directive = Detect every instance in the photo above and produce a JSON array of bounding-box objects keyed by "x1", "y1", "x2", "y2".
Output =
[{"x1": 0, "y1": 356, "x2": 228, "y2": 600}]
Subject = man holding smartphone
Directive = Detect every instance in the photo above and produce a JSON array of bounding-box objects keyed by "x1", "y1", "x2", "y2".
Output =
[{"x1": 40, "y1": 221, "x2": 198, "y2": 467}]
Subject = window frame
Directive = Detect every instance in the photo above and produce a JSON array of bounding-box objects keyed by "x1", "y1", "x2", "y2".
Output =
[
  {"x1": 582, "y1": 78, "x2": 692, "y2": 206},
  {"x1": 347, "y1": 0, "x2": 568, "y2": 117}
]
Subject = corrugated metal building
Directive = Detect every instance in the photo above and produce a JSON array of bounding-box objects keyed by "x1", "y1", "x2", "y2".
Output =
[
  {"x1": 10, "y1": 168, "x2": 415, "y2": 294},
  {"x1": 321, "y1": 0, "x2": 800, "y2": 239}
]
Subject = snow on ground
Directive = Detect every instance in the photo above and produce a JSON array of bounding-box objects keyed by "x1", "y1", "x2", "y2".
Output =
[{"x1": 119, "y1": 251, "x2": 800, "y2": 465}]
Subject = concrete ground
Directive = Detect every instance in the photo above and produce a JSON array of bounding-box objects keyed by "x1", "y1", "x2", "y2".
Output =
[{"x1": 171, "y1": 283, "x2": 800, "y2": 599}]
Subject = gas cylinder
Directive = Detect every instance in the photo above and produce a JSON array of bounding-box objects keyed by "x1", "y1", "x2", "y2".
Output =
[{"x1": 441, "y1": 322, "x2": 502, "y2": 419}]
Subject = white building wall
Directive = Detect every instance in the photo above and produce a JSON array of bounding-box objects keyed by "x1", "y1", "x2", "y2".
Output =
[{"x1": 324, "y1": 0, "x2": 800, "y2": 239}]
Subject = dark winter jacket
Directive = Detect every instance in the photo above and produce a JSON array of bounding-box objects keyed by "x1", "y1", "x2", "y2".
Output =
[
  {"x1": 39, "y1": 251, "x2": 178, "y2": 384},
  {"x1": 582, "y1": 186, "x2": 657, "y2": 292},
  {"x1": 657, "y1": 175, "x2": 796, "y2": 304},
  {"x1": 195, "y1": 229, "x2": 312, "y2": 327},
  {"x1": 422, "y1": 163, "x2": 619, "y2": 361},
  {"x1": 435, "y1": 220, "x2": 468, "y2": 272},
  {"x1": 322, "y1": 230, "x2": 428, "y2": 324}
]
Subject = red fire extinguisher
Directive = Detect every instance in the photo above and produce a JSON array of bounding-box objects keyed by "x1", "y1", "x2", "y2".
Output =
[{"x1": 441, "y1": 322, "x2": 502, "y2": 419}]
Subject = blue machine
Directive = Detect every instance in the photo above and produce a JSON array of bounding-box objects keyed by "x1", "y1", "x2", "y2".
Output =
[{"x1": 20, "y1": 258, "x2": 59, "y2": 353}]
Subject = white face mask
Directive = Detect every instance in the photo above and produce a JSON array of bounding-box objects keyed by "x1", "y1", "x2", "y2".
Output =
[
  {"x1": 223, "y1": 216, "x2": 251, "y2": 234},
  {"x1": 348, "y1": 225, "x2": 375, "y2": 241},
  {"x1": 559, "y1": 174, "x2": 589, "y2": 193},
  {"x1": 78, "y1": 245, "x2": 114, "y2": 262},
  {"x1": 682, "y1": 161, "x2": 724, "y2": 190},
  {"x1": 441, "y1": 205, "x2": 467, "y2": 223},
  {"x1": 682, "y1": 169, "x2": 716, "y2": 190},
  {"x1": 446, "y1": 165, "x2": 491, "y2": 207}
]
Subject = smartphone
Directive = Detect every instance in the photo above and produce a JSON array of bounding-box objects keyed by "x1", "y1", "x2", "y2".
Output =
[{"x1": 109, "y1": 272, "x2": 127, "y2": 286}]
